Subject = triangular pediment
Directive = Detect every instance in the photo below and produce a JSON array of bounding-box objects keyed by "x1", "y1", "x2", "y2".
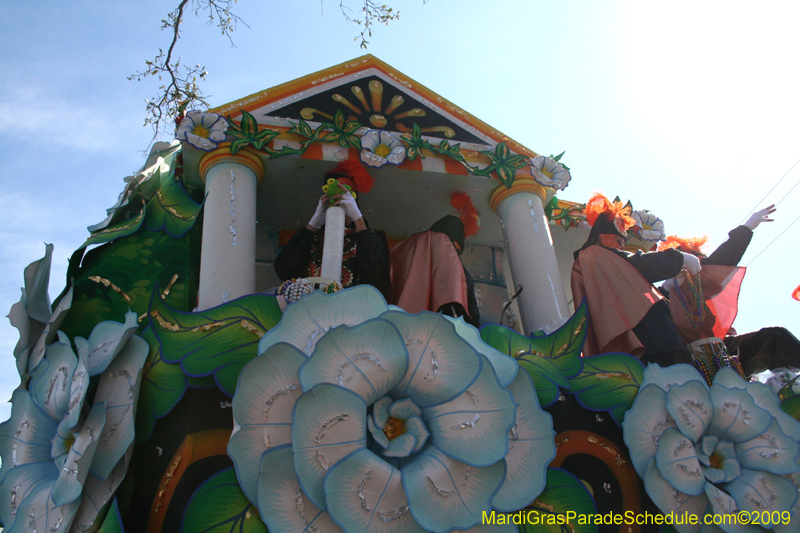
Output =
[{"x1": 211, "y1": 55, "x2": 535, "y2": 156}]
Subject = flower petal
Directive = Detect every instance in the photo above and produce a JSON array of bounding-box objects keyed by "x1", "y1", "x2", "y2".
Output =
[
  {"x1": 29, "y1": 339, "x2": 77, "y2": 422},
  {"x1": 259, "y1": 286, "x2": 388, "y2": 357},
  {"x1": 52, "y1": 400, "x2": 106, "y2": 507},
  {"x1": 402, "y1": 445, "x2": 505, "y2": 533},
  {"x1": 300, "y1": 319, "x2": 407, "y2": 405},
  {"x1": 325, "y1": 448, "x2": 426, "y2": 533},
  {"x1": 80, "y1": 311, "x2": 138, "y2": 377},
  {"x1": 641, "y1": 363, "x2": 708, "y2": 392},
  {"x1": 368, "y1": 417, "x2": 390, "y2": 450},
  {"x1": 361, "y1": 150, "x2": 388, "y2": 168},
  {"x1": 443, "y1": 315, "x2": 518, "y2": 387},
  {"x1": 8, "y1": 477, "x2": 81, "y2": 533},
  {"x1": 423, "y1": 356, "x2": 515, "y2": 467},
  {"x1": 373, "y1": 396, "x2": 393, "y2": 428},
  {"x1": 703, "y1": 484, "x2": 758, "y2": 533},
  {"x1": 90, "y1": 334, "x2": 149, "y2": 480},
  {"x1": 0, "y1": 424, "x2": 57, "y2": 527},
  {"x1": 381, "y1": 311, "x2": 481, "y2": 407},
  {"x1": 491, "y1": 369, "x2": 555, "y2": 512},
  {"x1": 292, "y1": 384, "x2": 368, "y2": 509},
  {"x1": 667, "y1": 380, "x2": 713, "y2": 443},
  {"x1": 404, "y1": 415, "x2": 430, "y2": 453},
  {"x1": 384, "y1": 433, "x2": 417, "y2": 458},
  {"x1": 725, "y1": 468, "x2": 798, "y2": 516},
  {"x1": 228, "y1": 343, "x2": 305, "y2": 504},
  {"x1": 70, "y1": 444, "x2": 134, "y2": 532},
  {"x1": 67, "y1": 341, "x2": 89, "y2": 430},
  {"x1": 388, "y1": 398, "x2": 422, "y2": 421},
  {"x1": 735, "y1": 418, "x2": 800, "y2": 474},
  {"x1": 644, "y1": 458, "x2": 707, "y2": 533},
  {"x1": 0, "y1": 390, "x2": 58, "y2": 489},
  {"x1": 258, "y1": 445, "x2": 343, "y2": 533},
  {"x1": 656, "y1": 427, "x2": 705, "y2": 496},
  {"x1": 708, "y1": 385, "x2": 771, "y2": 443},
  {"x1": 622, "y1": 384, "x2": 678, "y2": 477}
]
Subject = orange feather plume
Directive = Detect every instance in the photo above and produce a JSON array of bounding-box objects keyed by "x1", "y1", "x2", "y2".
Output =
[
  {"x1": 584, "y1": 193, "x2": 635, "y2": 231},
  {"x1": 658, "y1": 235, "x2": 710, "y2": 256},
  {"x1": 451, "y1": 192, "x2": 480, "y2": 238},
  {"x1": 792, "y1": 284, "x2": 800, "y2": 301}
]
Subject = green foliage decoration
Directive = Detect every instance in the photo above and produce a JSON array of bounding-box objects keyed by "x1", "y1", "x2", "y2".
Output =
[
  {"x1": 481, "y1": 300, "x2": 587, "y2": 406},
  {"x1": 181, "y1": 467, "x2": 268, "y2": 533},
  {"x1": 226, "y1": 109, "x2": 281, "y2": 154},
  {"x1": 781, "y1": 394, "x2": 800, "y2": 422},
  {"x1": 97, "y1": 498, "x2": 125, "y2": 533},
  {"x1": 143, "y1": 180, "x2": 204, "y2": 238},
  {"x1": 544, "y1": 196, "x2": 586, "y2": 231},
  {"x1": 568, "y1": 352, "x2": 645, "y2": 426},
  {"x1": 519, "y1": 467, "x2": 598, "y2": 533},
  {"x1": 148, "y1": 291, "x2": 282, "y2": 396}
]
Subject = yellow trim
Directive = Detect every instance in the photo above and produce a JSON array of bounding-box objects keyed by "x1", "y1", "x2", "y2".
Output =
[
  {"x1": 198, "y1": 145, "x2": 264, "y2": 183},
  {"x1": 490, "y1": 179, "x2": 548, "y2": 213},
  {"x1": 209, "y1": 55, "x2": 539, "y2": 160}
]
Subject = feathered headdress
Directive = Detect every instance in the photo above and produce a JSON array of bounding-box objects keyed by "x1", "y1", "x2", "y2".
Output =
[
  {"x1": 325, "y1": 160, "x2": 375, "y2": 194},
  {"x1": 792, "y1": 284, "x2": 800, "y2": 302},
  {"x1": 585, "y1": 193, "x2": 635, "y2": 236},
  {"x1": 658, "y1": 235, "x2": 710, "y2": 256},
  {"x1": 450, "y1": 192, "x2": 480, "y2": 238}
]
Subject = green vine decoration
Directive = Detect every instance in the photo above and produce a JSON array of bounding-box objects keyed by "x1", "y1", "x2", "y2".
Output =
[{"x1": 545, "y1": 197, "x2": 586, "y2": 231}]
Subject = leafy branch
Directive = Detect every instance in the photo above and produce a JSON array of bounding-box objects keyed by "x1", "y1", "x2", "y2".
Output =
[
  {"x1": 339, "y1": 0, "x2": 401, "y2": 49},
  {"x1": 129, "y1": 0, "x2": 246, "y2": 149}
]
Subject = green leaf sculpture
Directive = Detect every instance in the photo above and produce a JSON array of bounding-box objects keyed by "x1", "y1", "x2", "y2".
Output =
[
  {"x1": 568, "y1": 352, "x2": 645, "y2": 426},
  {"x1": 781, "y1": 394, "x2": 800, "y2": 422},
  {"x1": 319, "y1": 109, "x2": 362, "y2": 149},
  {"x1": 80, "y1": 207, "x2": 146, "y2": 249},
  {"x1": 144, "y1": 180, "x2": 203, "y2": 238},
  {"x1": 520, "y1": 467, "x2": 598, "y2": 533},
  {"x1": 96, "y1": 498, "x2": 125, "y2": 533},
  {"x1": 181, "y1": 468, "x2": 267, "y2": 533},
  {"x1": 149, "y1": 291, "x2": 282, "y2": 396},
  {"x1": 226, "y1": 109, "x2": 280, "y2": 154},
  {"x1": 481, "y1": 300, "x2": 587, "y2": 406}
]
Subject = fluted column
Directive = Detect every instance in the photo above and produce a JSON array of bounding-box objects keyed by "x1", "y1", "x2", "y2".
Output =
[
  {"x1": 491, "y1": 179, "x2": 569, "y2": 334},
  {"x1": 197, "y1": 148, "x2": 263, "y2": 310}
]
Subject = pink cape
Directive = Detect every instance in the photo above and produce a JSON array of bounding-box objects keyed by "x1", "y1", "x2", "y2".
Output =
[
  {"x1": 666, "y1": 265, "x2": 746, "y2": 343},
  {"x1": 571, "y1": 246, "x2": 663, "y2": 357},
  {"x1": 390, "y1": 231, "x2": 471, "y2": 317}
]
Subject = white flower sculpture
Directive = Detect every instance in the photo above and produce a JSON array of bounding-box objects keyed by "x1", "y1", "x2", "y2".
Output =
[
  {"x1": 0, "y1": 312, "x2": 148, "y2": 532},
  {"x1": 227, "y1": 285, "x2": 555, "y2": 533},
  {"x1": 175, "y1": 111, "x2": 228, "y2": 151},
  {"x1": 529, "y1": 155, "x2": 571, "y2": 190},
  {"x1": 623, "y1": 364, "x2": 800, "y2": 533},
  {"x1": 627, "y1": 209, "x2": 665, "y2": 251},
  {"x1": 360, "y1": 130, "x2": 406, "y2": 168}
]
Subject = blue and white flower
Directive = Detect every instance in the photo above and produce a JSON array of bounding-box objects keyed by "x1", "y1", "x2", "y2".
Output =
[
  {"x1": 529, "y1": 155, "x2": 571, "y2": 190},
  {"x1": 0, "y1": 313, "x2": 148, "y2": 533},
  {"x1": 176, "y1": 111, "x2": 228, "y2": 151},
  {"x1": 623, "y1": 364, "x2": 800, "y2": 533},
  {"x1": 360, "y1": 130, "x2": 406, "y2": 168},
  {"x1": 627, "y1": 209, "x2": 665, "y2": 252},
  {"x1": 228, "y1": 285, "x2": 555, "y2": 533}
]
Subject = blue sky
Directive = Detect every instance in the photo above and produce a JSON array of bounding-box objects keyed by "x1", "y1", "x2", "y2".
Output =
[{"x1": 1, "y1": 1, "x2": 799, "y2": 422}]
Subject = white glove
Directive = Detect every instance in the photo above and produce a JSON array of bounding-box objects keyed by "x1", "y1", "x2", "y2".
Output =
[
  {"x1": 339, "y1": 191, "x2": 362, "y2": 222},
  {"x1": 681, "y1": 252, "x2": 702, "y2": 275},
  {"x1": 744, "y1": 204, "x2": 776, "y2": 230},
  {"x1": 308, "y1": 195, "x2": 328, "y2": 229}
]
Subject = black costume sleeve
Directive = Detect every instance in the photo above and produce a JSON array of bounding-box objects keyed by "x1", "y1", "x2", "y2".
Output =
[
  {"x1": 354, "y1": 228, "x2": 392, "y2": 301},
  {"x1": 702, "y1": 226, "x2": 752, "y2": 267},
  {"x1": 622, "y1": 248, "x2": 684, "y2": 284},
  {"x1": 274, "y1": 228, "x2": 316, "y2": 281}
]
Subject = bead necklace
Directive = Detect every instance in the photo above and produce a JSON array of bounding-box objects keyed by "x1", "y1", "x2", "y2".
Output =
[{"x1": 673, "y1": 271, "x2": 709, "y2": 327}]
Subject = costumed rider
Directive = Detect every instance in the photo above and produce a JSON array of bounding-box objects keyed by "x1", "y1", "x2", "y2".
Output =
[
  {"x1": 390, "y1": 192, "x2": 481, "y2": 327},
  {"x1": 660, "y1": 205, "x2": 800, "y2": 376},
  {"x1": 571, "y1": 193, "x2": 702, "y2": 366},
  {"x1": 274, "y1": 160, "x2": 391, "y2": 301}
]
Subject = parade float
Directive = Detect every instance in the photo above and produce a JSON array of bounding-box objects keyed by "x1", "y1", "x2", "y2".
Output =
[{"x1": 3, "y1": 55, "x2": 799, "y2": 533}]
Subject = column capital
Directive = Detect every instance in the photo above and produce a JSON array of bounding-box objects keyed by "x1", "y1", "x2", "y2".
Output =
[
  {"x1": 199, "y1": 145, "x2": 264, "y2": 183},
  {"x1": 490, "y1": 179, "x2": 548, "y2": 213}
]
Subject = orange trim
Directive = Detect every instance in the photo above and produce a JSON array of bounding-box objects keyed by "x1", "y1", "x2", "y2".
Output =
[
  {"x1": 490, "y1": 178, "x2": 547, "y2": 212},
  {"x1": 444, "y1": 157, "x2": 469, "y2": 176},
  {"x1": 397, "y1": 156, "x2": 423, "y2": 171},
  {"x1": 300, "y1": 142, "x2": 324, "y2": 161},
  {"x1": 209, "y1": 55, "x2": 539, "y2": 159},
  {"x1": 198, "y1": 146, "x2": 264, "y2": 183},
  {"x1": 550, "y1": 430, "x2": 641, "y2": 533},
  {"x1": 146, "y1": 428, "x2": 231, "y2": 533}
]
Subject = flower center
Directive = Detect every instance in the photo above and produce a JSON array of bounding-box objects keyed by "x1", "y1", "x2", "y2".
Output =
[
  {"x1": 383, "y1": 417, "x2": 406, "y2": 440},
  {"x1": 540, "y1": 168, "x2": 554, "y2": 178},
  {"x1": 374, "y1": 143, "x2": 391, "y2": 158},
  {"x1": 708, "y1": 451, "x2": 724, "y2": 469},
  {"x1": 192, "y1": 124, "x2": 211, "y2": 138}
]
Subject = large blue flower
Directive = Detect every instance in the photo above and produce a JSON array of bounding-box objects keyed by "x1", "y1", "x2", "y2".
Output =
[
  {"x1": 228, "y1": 285, "x2": 555, "y2": 533},
  {"x1": 623, "y1": 364, "x2": 800, "y2": 533},
  {"x1": 0, "y1": 313, "x2": 148, "y2": 532}
]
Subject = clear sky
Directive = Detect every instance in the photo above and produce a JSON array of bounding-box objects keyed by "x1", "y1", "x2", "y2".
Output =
[{"x1": 1, "y1": 1, "x2": 799, "y2": 423}]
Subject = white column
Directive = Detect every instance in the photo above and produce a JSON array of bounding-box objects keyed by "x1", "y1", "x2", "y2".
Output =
[
  {"x1": 491, "y1": 179, "x2": 569, "y2": 334},
  {"x1": 197, "y1": 150, "x2": 263, "y2": 310}
]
